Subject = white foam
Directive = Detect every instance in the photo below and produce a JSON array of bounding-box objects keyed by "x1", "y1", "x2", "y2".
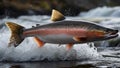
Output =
[{"x1": 79, "y1": 6, "x2": 120, "y2": 17}]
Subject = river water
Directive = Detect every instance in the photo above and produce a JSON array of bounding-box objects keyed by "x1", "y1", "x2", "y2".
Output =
[{"x1": 0, "y1": 6, "x2": 120, "y2": 68}]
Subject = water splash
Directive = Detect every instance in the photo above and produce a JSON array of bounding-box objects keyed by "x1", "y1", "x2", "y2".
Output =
[
  {"x1": 79, "y1": 6, "x2": 120, "y2": 17},
  {"x1": 1, "y1": 6, "x2": 120, "y2": 62},
  {"x1": 0, "y1": 16, "x2": 101, "y2": 61}
]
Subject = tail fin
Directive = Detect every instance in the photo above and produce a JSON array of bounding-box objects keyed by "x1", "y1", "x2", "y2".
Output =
[{"x1": 5, "y1": 22, "x2": 25, "y2": 47}]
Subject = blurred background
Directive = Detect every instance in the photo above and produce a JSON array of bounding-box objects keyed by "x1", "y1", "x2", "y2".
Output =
[
  {"x1": 0, "y1": 0, "x2": 120, "y2": 18},
  {"x1": 1, "y1": 0, "x2": 120, "y2": 67}
]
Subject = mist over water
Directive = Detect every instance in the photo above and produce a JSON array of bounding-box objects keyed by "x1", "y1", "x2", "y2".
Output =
[{"x1": 0, "y1": 6, "x2": 120, "y2": 63}]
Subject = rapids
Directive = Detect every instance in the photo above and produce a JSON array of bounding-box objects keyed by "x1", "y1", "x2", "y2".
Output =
[{"x1": 0, "y1": 7, "x2": 120, "y2": 66}]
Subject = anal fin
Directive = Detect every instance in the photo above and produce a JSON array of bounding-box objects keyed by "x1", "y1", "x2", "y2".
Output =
[
  {"x1": 73, "y1": 37, "x2": 87, "y2": 42},
  {"x1": 66, "y1": 43, "x2": 74, "y2": 50},
  {"x1": 33, "y1": 37, "x2": 45, "y2": 47}
]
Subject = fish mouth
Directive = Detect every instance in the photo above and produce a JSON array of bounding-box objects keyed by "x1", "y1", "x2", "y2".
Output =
[
  {"x1": 110, "y1": 30, "x2": 118, "y2": 35},
  {"x1": 105, "y1": 30, "x2": 119, "y2": 39}
]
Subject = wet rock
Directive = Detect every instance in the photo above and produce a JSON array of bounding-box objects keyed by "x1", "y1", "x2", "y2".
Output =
[
  {"x1": 63, "y1": 64, "x2": 95, "y2": 68},
  {"x1": 10, "y1": 65, "x2": 22, "y2": 68},
  {"x1": 108, "y1": 37, "x2": 120, "y2": 47},
  {"x1": 65, "y1": 0, "x2": 120, "y2": 10},
  {"x1": 65, "y1": 0, "x2": 107, "y2": 10},
  {"x1": 0, "y1": 0, "x2": 52, "y2": 18}
]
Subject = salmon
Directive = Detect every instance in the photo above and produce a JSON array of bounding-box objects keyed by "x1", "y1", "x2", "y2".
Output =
[{"x1": 5, "y1": 9, "x2": 118, "y2": 50}]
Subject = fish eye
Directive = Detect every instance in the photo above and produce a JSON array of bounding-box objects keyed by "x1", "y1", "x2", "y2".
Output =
[
  {"x1": 106, "y1": 29, "x2": 113, "y2": 32},
  {"x1": 106, "y1": 29, "x2": 110, "y2": 33},
  {"x1": 106, "y1": 29, "x2": 118, "y2": 34}
]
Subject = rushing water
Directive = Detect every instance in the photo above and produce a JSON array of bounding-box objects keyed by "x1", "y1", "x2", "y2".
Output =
[{"x1": 0, "y1": 6, "x2": 120, "y2": 67}]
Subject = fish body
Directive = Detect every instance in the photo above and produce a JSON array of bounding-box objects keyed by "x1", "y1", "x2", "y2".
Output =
[
  {"x1": 23, "y1": 21, "x2": 118, "y2": 44},
  {"x1": 6, "y1": 20, "x2": 118, "y2": 47}
]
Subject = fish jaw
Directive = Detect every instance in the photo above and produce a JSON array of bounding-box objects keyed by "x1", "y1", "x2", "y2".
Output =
[{"x1": 104, "y1": 29, "x2": 119, "y2": 40}]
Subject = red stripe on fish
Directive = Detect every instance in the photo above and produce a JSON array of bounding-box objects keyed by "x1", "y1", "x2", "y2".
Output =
[
  {"x1": 23, "y1": 28, "x2": 87, "y2": 37},
  {"x1": 23, "y1": 28, "x2": 105, "y2": 38}
]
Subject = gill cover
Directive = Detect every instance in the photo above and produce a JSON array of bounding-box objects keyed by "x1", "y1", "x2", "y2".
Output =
[{"x1": 6, "y1": 22, "x2": 25, "y2": 47}]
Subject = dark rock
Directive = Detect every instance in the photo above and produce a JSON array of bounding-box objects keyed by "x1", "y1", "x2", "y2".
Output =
[
  {"x1": 10, "y1": 65, "x2": 22, "y2": 68},
  {"x1": 1, "y1": 0, "x2": 120, "y2": 18},
  {"x1": 94, "y1": 37, "x2": 120, "y2": 47},
  {"x1": 63, "y1": 64, "x2": 95, "y2": 68}
]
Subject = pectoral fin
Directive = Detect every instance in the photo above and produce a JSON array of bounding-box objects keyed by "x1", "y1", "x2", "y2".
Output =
[
  {"x1": 66, "y1": 43, "x2": 74, "y2": 50},
  {"x1": 73, "y1": 37, "x2": 87, "y2": 42},
  {"x1": 33, "y1": 37, "x2": 45, "y2": 47},
  {"x1": 51, "y1": 9, "x2": 65, "y2": 21}
]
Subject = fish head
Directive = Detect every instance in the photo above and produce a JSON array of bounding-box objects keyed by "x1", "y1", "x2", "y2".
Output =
[
  {"x1": 103, "y1": 28, "x2": 119, "y2": 39},
  {"x1": 91, "y1": 28, "x2": 119, "y2": 41},
  {"x1": 105, "y1": 28, "x2": 118, "y2": 35}
]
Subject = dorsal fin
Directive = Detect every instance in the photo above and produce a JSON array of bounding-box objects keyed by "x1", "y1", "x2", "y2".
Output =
[{"x1": 50, "y1": 9, "x2": 65, "y2": 21}]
